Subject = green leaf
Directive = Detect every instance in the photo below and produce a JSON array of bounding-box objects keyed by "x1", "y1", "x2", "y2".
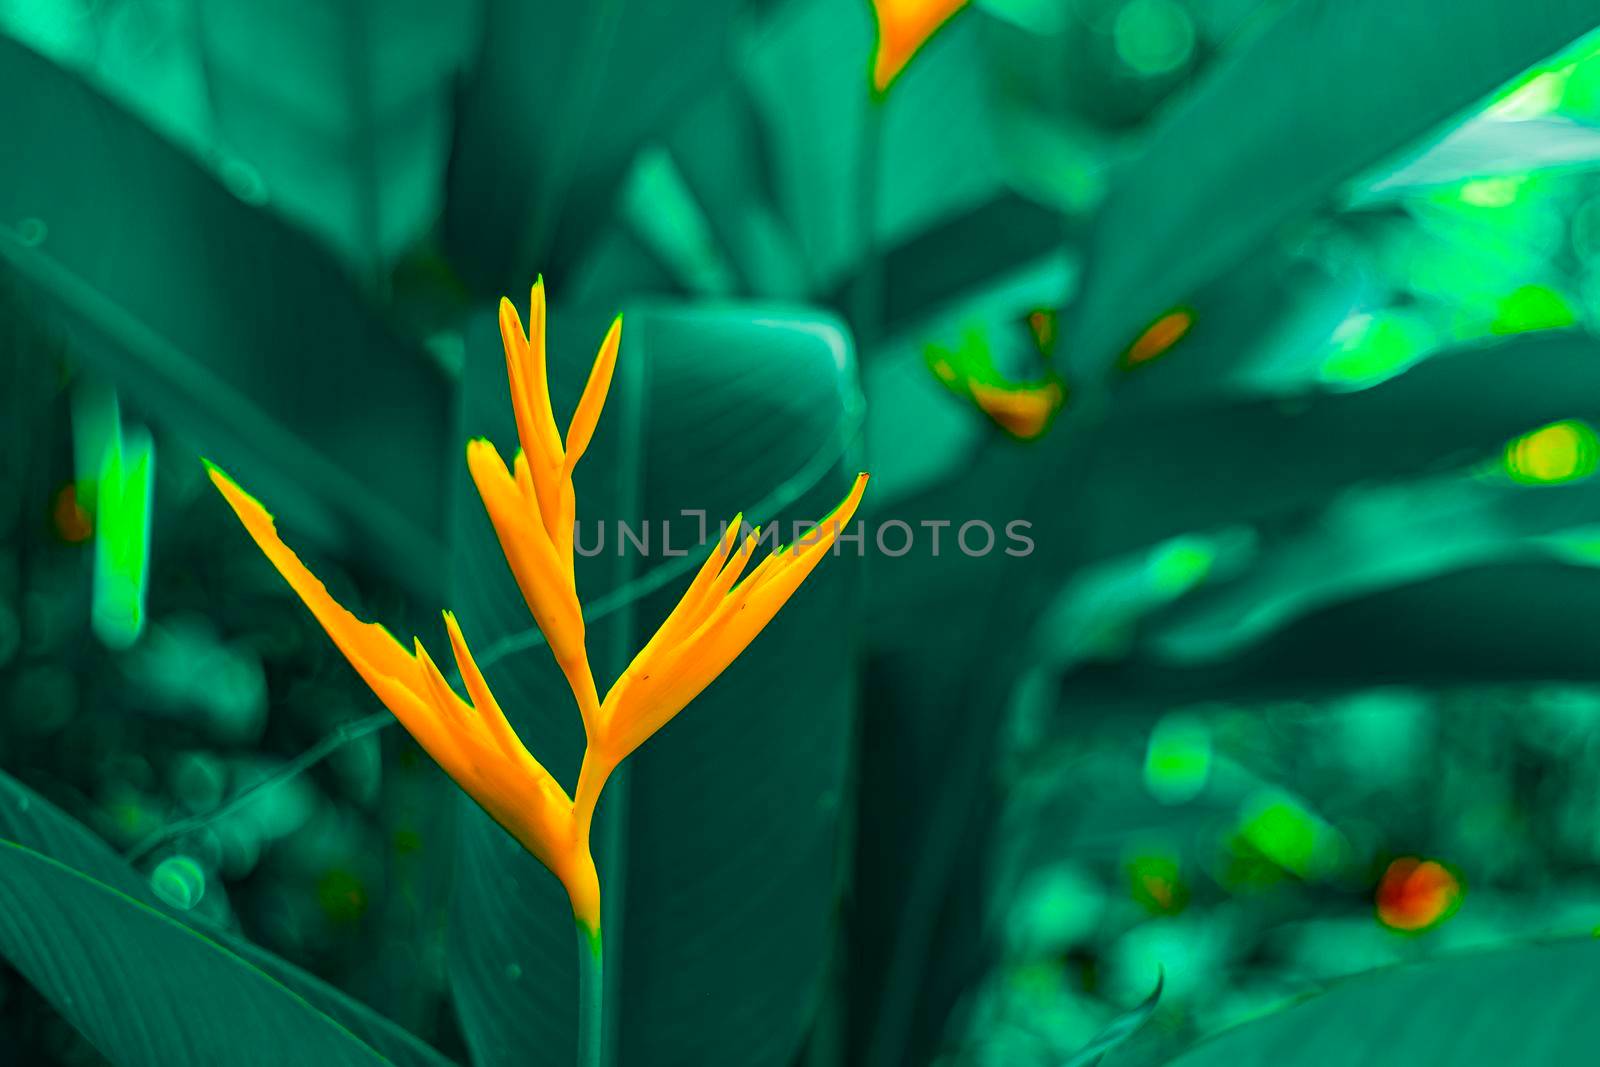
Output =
[
  {"x1": 640, "y1": 84, "x2": 810, "y2": 301},
  {"x1": 1060, "y1": 0, "x2": 1600, "y2": 385},
  {"x1": 443, "y1": 0, "x2": 739, "y2": 294},
  {"x1": 0, "y1": 771, "x2": 454, "y2": 1067},
  {"x1": 738, "y1": 0, "x2": 1072, "y2": 340},
  {"x1": 1356, "y1": 116, "x2": 1600, "y2": 202},
  {"x1": 1147, "y1": 470, "x2": 1600, "y2": 664},
  {"x1": 0, "y1": 35, "x2": 451, "y2": 594},
  {"x1": 194, "y1": 0, "x2": 481, "y2": 275},
  {"x1": 447, "y1": 302, "x2": 862, "y2": 1065},
  {"x1": 0, "y1": 840, "x2": 390, "y2": 1066},
  {"x1": 1155, "y1": 939, "x2": 1600, "y2": 1066}
]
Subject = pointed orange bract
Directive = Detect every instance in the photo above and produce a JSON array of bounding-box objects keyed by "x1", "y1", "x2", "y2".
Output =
[
  {"x1": 204, "y1": 464, "x2": 586, "y2": 897},
  {"x1": 470, "y1": 279, "x2": 618, "y2": 730},
  {"x1": 571, "y1": 475, "x2": 870, "y2": 828},
  {"x1": 870, "y1": 0, "x2": 969, "y2": 93},
  {"x1": 209, "y1": 278, "x2": 867, "y2": 942}
]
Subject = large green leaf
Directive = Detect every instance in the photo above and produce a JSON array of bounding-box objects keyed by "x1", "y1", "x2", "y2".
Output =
[
  {"x1": 1060, "y1": 0, "x2": 1600, "y2": 385},
  {"x1": 0, "y1": 34, "x2": 451, "y2": 593},
  {"x1": 735, "y1": 0, "x2": 1079, "y2": 346},
  {"x1": 1149, "y1": 938, "x2": 1600, "y2": 1066},
  {"x1": 0, "y1": 840, "x2": 391, "y2": 1066},
  {"x1": 443, "y1": 0, "x2": 739, "y2": 294},
  {"x1": 1147, "y1": 472, "x2": 1600, "y2": 663},
  {"x1": 194, "y1": 0, "x2": 481, "y2": 275},
  {"x1": 0, "y1": 770, "x2": 454, "y2": 1067},
  {"x1": 447, "y1": 301, "x2": 862, "y2": 1065}
]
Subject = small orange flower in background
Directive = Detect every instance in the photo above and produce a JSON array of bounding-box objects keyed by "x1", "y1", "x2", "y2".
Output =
[
  {"x1": 209, "y1": 278, "x2": 868, "y2": 941},
  {"x1": 51, "y1": 483, "x2": 93, "y2": 543},
  {"x1": 1376, "y1": 857, "x2": 1463, "y2": 932},
  {"x1": 968, "y1": 380, "x2": 1065, "y2": 439},
  {"x1": 870, "y1": 0, "x2": 969, "y2": 93},
  {"x1": 925, "y1": 326, "x2": 1066, "y2": 440},
  {"x1": 1122, "y1": 307, "x2": 1194, "y2": 369}
]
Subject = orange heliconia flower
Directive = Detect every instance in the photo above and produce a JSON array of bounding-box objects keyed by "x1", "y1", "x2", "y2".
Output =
[
  {"x1": 870, "y1": 0, "x2": 969, "y2": 93},
  {"x1": 209, "y1": 279, "x2": 868, "y2": 937},
  {"x1": 1376, "y1": 857, "x2": 1462, "y2": 932}
]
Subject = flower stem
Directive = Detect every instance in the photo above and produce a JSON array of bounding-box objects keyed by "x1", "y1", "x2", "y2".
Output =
[{"x1": 576, "y1": 922, "x2": 604, "y2": 1067}]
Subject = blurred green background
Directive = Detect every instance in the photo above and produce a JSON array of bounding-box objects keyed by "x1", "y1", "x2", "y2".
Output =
[{"x1": 6, "y1": 1, "x2": 1600, "y2": 1064}]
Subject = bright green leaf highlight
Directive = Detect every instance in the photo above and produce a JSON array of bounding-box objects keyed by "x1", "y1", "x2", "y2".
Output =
[
  {"x1": 1236, "y1": 791, "x2": 1343, "y2": 881},
  {"x1": 1143, "y1": 714, "x2": 1212, "y2": 804},
  {"x1": 92, "y1": 423, "x2": 155, "y2": 650},
  {"x1": 1146, "y1": 536, "x2": 1215, "y2": 597},
  {"x1": 1489, "y1": 67, "x2": 1572, "y2": 119},
  {"x1": 1491, "y1": 284, "x2": 1576, "y2": 334},
  {"x1": 1504, "y1": 419, "x2": 1600, "y2": 485},
  {"x1": 1319, "y1": 311, "x2": 1437, "y2": 388},
  {"x1": 1458, "y1": 175, "x2": 1525, "y2": 207}
]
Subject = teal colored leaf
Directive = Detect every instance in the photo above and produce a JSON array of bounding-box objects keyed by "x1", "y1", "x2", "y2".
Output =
[
  {"x1": 1157, "y1": 939, "x2": 1600, "y2": 1066},
  {"x1": 645, "y1": 84, "x2": 810, "y2": 301},
  {"x1": 0, "y1": 771, "x2": 454, "y2": 1067},
  {"x1": 0, "y1": 840, "x2": 390, "y2": 1066},
  {"x1": 1061, "y1": 0, "x2": 1600, "y2": 385},
  {"x1": 0, "y1": 3, "x2": 477, "y2": 277},
  {"x1": 1148, "y1": 469, "x2": 1600, "y2": 664},
  {"x1": 743, "y1": 0, "x2": 1040, "y2": 303},
  {"x1": 447, "y1": 302, "x2": 862, "y2": 1065},
  {"x1": 443, "y1": 0, "x2": 739, "y2": 293},
  {"x1": 0, "y1": 34, "x2": 450, "y2": 594},
  {"x1": 195, "y1": 0, "x2": 481, "y2": 275},
  {"x1": 622, "y1": 1, "x2": 1065, "y2": 337},
  {"x1": 1357, "y1": 116, "x2": 1600, "y2": 202},
  {"x1": 1062, "y1": 332, "x2": 1600, "y2": 565}
]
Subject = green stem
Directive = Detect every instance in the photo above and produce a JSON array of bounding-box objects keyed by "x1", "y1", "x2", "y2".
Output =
[{"x1": 576, "y1": 922, "x2": 604, "y2": 1067}]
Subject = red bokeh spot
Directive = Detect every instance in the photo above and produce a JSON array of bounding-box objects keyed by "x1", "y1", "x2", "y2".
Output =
[{"x1": 1376, "y1": 857, "x2": 1461, "y2": 932}]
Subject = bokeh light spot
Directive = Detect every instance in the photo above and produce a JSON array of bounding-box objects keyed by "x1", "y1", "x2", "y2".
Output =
[
  {"x1": 150, "y1": 855, "x2": 206, "y2": 911},
  {"x1": 1146, "y1": 537, "x2": 1214, "y2": 597},
  {"x1": 1376, "y1": 857, "x2": 1462, "y2": 932},
  {"x1": 1112, "y1": 0, "x2": 1195, "y2": 78},
  {"x1": 1504, "y1": 419, "x2": 1600, "y2": 485},
  {"x1": 1232, "y1": 791, "x2": 1346, "y2": 883},
  {"x1": 1127, "y1": 853, "x2": 1189, "y2": 915},
  {"x1": 50, "y1": 484, "x2": 92, "y2": 543},
  {"x1": 1491, "y1": 284, "x2": 1576, "y2": 335},
  {"x1": 1143, "y1": 713, "x2": 1211, "y2": 804}
]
